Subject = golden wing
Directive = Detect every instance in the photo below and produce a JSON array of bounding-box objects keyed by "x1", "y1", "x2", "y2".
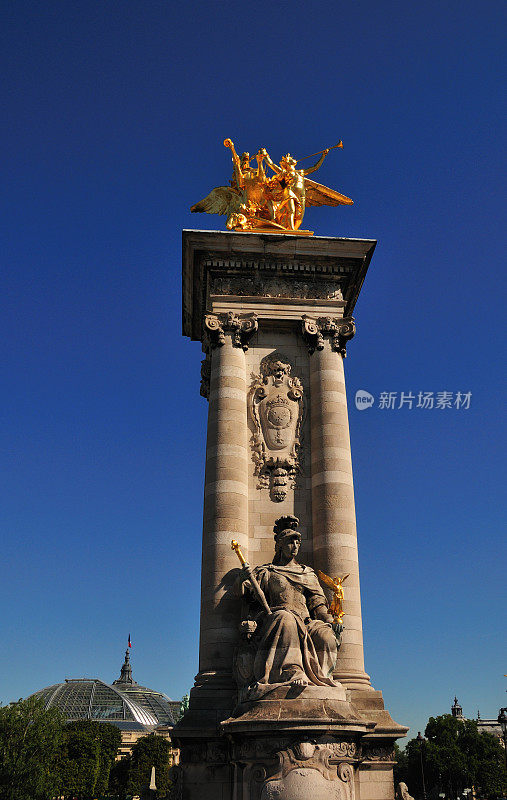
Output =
[
  {"x1": 190, "y1": 186, "x2": 242, "y2": 216},
  {"x1": 305, "y1": 178, "x2": 353, "y2": 208},
  {"x1": 317, "y1": 569, "x2": 339, "y2": 591}
]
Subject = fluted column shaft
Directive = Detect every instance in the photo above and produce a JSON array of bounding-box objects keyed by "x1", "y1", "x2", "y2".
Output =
[
  {"x1": 198, "y1": 335, "x2": 249, "y2": 684},
  {"x1": 309, "y1": 340, "x2": 370, "y2": 689}
]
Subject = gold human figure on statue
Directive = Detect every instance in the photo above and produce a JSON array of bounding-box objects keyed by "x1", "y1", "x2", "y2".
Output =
[
  {"x1": 227, "y1": 142, "x2": 268, "y2": 218},
  {"x1": 316, "y1": 570, "x2": 350, "y2": 625},
  {"x1": 190, "y1": 139, "x2": 353, "y2": 235}
]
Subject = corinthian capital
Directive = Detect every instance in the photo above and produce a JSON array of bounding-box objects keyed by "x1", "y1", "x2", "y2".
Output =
[
  {"x1": 204, "y1": 312, "x2": 258, "y2": 351},
  {"x1": 301, "y1": 315, "x2": 356, "y2": 357}
]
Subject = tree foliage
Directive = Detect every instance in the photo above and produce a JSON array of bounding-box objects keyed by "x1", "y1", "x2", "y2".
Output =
[
  {"x1": 395, "y1": 715, "x2": 507, "y2": 800},
  {"x1": 56, "y1": 727, "x2": 100, "y2": 798},
  {"x1": 0, "y1": 697, "x2": 176, "y2": 799},
  {"x1": 93, "y1": 720, "x2": 122, "y2": 794},
  {"x1": 127, "y1": 733, "x2": 173, "y2": 797},
  {"x1": 108, "y1": 754, "x2": 130, "y2": 799},
  {"x1": 0, "y1": 696, "x2": 63, "y2": 800},
  {"x1": 55, "y1": 720, "x2": 121, "y2": 799}
]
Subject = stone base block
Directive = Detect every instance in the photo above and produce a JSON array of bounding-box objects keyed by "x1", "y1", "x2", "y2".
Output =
[
  {"x1": 171, "y1": 686, "x2": 403, "y2": 800},
  {"x1": 171, "y1": 728, "x2": 398, "y2": 800}
]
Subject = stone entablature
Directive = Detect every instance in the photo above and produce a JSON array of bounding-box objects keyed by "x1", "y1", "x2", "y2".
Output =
[{"x1": 182, "y1": 230, "x2": 376, "y2": 342}]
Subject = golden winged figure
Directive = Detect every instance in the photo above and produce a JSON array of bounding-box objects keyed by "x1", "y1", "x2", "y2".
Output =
[
  {"x1": 190, "y1": 139, "x2": 353, "y2": 235},
  {"x1": 317, "y1": 569, "x2": 350, "y2": 624}
]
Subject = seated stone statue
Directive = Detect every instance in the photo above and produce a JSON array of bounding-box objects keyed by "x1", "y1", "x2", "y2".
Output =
[{"x1": 235, "y1": 516, "x2": 341, "y2": 690}]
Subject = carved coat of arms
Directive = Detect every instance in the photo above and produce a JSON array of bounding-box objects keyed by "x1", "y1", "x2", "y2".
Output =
[{"x1": 249, "y1": 359, "x2": 304, "y2": 502}]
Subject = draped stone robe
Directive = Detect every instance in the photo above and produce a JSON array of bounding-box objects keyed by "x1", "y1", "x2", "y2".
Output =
[{"x1": 241, "y1": 562, "x2": 339, "y2": 687}]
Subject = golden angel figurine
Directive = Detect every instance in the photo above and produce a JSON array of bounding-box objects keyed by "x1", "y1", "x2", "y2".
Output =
[
  {"x1": 190, "y1": 139, "x2": 353, "y2": 235},
  {"x1": 316, "y1": 569, "x2": 350, "y2": 625}
]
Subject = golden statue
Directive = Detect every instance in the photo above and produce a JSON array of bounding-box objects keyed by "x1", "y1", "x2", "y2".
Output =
[
  {"x1": 190, "y1": 139, "x2": 353, "y2": 235},
  {"x1": 316, "y1": 569, "x2": 350, "y2": 625}
]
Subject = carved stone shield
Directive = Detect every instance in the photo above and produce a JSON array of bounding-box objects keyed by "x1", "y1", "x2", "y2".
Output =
[
  {"x1": 262, "y1": 395, "x2": 294, "y2": 449},
  {"x1": 249, "y1": 358, "x2": 304, "y2": 502}
]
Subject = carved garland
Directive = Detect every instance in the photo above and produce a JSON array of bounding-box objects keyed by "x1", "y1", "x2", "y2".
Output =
[
  {"x1": 328, "y1": 741, "x2": 358, "y2": 759},
  {"x1": 301, "y1": 315, "x2": 356, "y2": 357},
  {"x1": 361, "y1": 743, "x2": 396, "y2": 763}
]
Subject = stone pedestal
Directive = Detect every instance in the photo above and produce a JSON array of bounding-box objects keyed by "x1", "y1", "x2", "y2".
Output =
[{"x1": 173, "y1": 231, "x2": 407, "y2": 800}]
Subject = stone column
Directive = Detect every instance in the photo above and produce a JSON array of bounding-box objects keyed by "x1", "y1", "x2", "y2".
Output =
[
  {"x1": 178, "y1": 233, "x2": 407, "y2": 800},
  {"x1": 195, "y1": 312, "x2": 257, "y2": 695},
  {"x1": 303, "y1": 315, "x2": 370, "y2": 690}
]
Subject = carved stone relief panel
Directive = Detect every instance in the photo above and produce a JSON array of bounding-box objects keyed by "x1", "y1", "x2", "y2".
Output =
[
  {"x1": 361, "y1": 742, "x2": 396, "y2": 764},
  {"x1": 211, "y1": 273, "x2": 343, "y2": 301},
  {"x1": 256, "y1": 741, "x2": 356, "y2": 800},
  {"x1": 248, "y1": 354, "x2": 304, "y2": 502}
]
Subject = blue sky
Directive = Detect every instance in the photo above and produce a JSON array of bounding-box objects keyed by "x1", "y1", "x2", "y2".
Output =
[{"x1": 1, "y1": 0, "x2": 505, "y2": 741}]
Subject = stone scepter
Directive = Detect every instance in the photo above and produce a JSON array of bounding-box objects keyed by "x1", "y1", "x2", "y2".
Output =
[{"x1": 231, "y1": 540, "x2": 272, "y2": 617}]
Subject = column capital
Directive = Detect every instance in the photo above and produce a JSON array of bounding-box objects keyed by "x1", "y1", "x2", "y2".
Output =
[
  {"x1": 203, "y1": 312, "x2": 258, "y2": 352},
  {"x1": 301, "y1": 315, "x2": 356, "y2": 357}
]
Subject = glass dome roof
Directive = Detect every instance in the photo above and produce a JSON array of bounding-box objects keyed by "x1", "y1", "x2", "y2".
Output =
[
  {"x1": 30, "y1": 647, "x2": 177, "y2": 730},
  {"x1": 32, "y1": 678, "x2": 158, "y2": 729},
  {"x1": 112, "y1": 684, "x2": 175, "y2": 726}
]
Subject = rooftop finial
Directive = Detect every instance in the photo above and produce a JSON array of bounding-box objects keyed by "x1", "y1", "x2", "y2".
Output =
[
  {"x1": 451, "y1": 696, "x2": 463, "y2": 718},
  {"x1": 112, "y1": 640, "x2": 137, "y2": 686}
]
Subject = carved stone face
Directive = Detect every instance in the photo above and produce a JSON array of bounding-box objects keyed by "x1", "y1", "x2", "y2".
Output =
[
  {"x1": 271, "y1": 361, "x2": 289, "y2": 384},
  {"x1": 279, "y1": 534, "x2": 300, "y2": 561}
]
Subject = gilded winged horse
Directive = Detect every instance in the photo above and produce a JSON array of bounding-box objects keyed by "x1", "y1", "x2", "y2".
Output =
[
  {"x1": 317, "y1": 569, "x2": 350, "y2": 625},
  {"x1": 190, "y1": 139, "x2": 353, "y2": 234}
]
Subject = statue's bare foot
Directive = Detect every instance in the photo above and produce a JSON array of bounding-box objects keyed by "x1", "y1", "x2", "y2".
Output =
[{"x1": 291, "y1": 677, "x2": 308, "y2": 687}]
